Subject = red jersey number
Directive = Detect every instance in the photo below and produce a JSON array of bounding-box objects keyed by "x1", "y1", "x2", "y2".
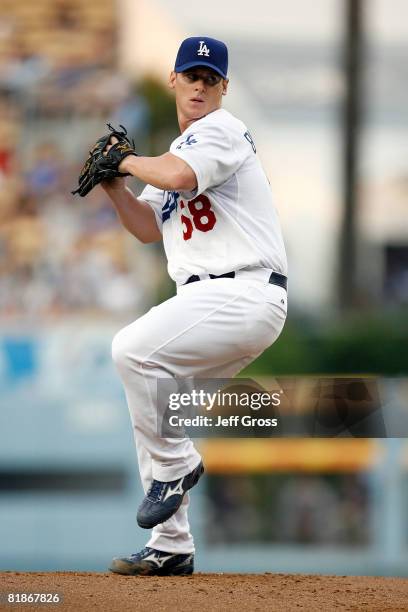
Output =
[{"x1": 180, "y1": 195, "x2": 216, "y2": 241}]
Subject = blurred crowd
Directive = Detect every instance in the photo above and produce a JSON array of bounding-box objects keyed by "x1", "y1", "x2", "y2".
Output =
[
  {"x1": 0, "y1": 0, "x2": 160, "y2": 320},
  {"x1": 207, "y1": 473, "x2": 369, "y2": 546}
]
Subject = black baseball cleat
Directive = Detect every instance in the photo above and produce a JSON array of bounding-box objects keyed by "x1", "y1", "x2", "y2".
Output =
[
  {"x1": 109, "y1": 546, "x2": 194, "y2": 576},
  {"x1": 137, "y1": 461, "x2": 204, "y2": 529}
]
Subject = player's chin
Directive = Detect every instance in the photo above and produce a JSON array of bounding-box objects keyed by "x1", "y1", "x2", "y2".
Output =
[{"x1": 187, "y1": 100, "x2": 207, "y2": 114}]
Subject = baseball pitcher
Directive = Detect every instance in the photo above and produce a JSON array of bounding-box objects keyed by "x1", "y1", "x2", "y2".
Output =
[{"x1": 72, "y1": 36, "x2": 288, "y2": 576}]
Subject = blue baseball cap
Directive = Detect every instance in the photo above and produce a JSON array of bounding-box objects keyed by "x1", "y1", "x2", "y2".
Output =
[{"x1": 174, "y1": 36, "x2": 228, "y2": 79}]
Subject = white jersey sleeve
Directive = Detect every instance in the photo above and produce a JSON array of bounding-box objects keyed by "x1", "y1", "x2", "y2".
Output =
[
  {"x1": 171, "y1": 122, "x2": 249, "y2": 197},
  {"x1": 139, "y1": 183, "x2": 164, "y2": 233}
]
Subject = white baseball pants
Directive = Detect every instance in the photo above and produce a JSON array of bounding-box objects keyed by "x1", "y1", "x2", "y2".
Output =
[{"x1": 112, "y1": 270, "x2": 287, "y2": 553}]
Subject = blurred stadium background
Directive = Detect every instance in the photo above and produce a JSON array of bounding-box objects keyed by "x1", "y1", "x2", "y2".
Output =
[{"x1": 0, "y1": 0, "x2": 408, "y2": 575}]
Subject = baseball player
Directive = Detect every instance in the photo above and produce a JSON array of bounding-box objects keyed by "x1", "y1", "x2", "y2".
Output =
[{"x1": 75, "y1": 36, "x2": 288, "y2": 576}]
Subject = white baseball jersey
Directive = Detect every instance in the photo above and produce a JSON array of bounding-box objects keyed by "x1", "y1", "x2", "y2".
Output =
[{"x1": 140, "y1": 108, "x2": 287, "y2": 285}]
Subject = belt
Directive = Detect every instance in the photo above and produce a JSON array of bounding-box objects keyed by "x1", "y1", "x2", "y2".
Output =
[{"x1": 184, "y1": 270, "x2": 288, "y2": 291}]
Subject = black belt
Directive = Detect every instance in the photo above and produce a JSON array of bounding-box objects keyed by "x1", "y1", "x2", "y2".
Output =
[{"x1": 184, "y1": 271, "x2": 287, "y2": 291}]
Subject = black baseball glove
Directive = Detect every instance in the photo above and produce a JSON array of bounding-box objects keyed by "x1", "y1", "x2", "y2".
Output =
[{"x1": 71, "y1": 124, "x2": 137, "y2": 197}]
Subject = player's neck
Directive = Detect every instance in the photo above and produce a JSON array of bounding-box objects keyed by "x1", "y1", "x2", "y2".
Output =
[
  {"x1": 178, "y1": 114, "x2": 202, "y2": 134},
  {"x1": 177, "y1": 107, "x2": 221, "y2": 133}
]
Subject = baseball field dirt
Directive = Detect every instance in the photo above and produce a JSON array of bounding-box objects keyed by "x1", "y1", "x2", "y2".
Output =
[{"x1": 1, "y1": 572, "x2": 408, "y2": 611}]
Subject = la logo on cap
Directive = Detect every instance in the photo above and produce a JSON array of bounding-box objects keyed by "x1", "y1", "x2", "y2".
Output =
[
  {"x1": 174, "y1": 36, "x2": 228, "y2": 78},
  {"x1": 197, "y1": 40, "x2": 210, "y2": 57}
]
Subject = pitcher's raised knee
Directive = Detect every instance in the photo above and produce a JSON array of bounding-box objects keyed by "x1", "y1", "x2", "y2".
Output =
[{"x1": 111, "y1": 326, "x2": 140, "y2": 373}]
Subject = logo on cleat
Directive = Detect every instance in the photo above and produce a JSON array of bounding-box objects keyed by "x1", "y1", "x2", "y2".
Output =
[
  {"x1": 163, "y1": 479, "x2": 184, "y2": 502},
  {"x1": 144, "y1": 551, "x2": 175, "y2": 568}
]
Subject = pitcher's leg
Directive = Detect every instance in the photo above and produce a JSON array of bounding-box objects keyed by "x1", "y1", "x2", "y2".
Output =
[
  {"x1": 112, "y1": 343, "x2": 202, "y2": 481},
  {"x1": 111, "y1": 279, "x2": 283, "y2": 480},
  {"x1": 111, "y1": 279, "x2": 286, "y2": 554},
  {"x1": 135, "y1": 439, "x2": 195, "y2": 553}
]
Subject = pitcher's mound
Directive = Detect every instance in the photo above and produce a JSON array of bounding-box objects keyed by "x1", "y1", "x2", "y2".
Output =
[{"x1": 1, "y1": 572, "x2": 408, "y2": 611}]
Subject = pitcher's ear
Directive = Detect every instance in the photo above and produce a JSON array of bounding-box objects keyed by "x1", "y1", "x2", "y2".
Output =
[
  {"x1": 222, "y1": 78, "x2": 229, "y2": 95},
  {"x1": 169, "y1": 71, "x2": 177, "y2": 89}
]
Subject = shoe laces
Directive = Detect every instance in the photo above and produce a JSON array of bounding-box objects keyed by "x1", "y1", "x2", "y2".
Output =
[
  {"x1": 130, "y1": 547, "x2": 151, "y2": 561},
  {"x1": 146, "y1": 479, "x2": 165, "y2": 502}
]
